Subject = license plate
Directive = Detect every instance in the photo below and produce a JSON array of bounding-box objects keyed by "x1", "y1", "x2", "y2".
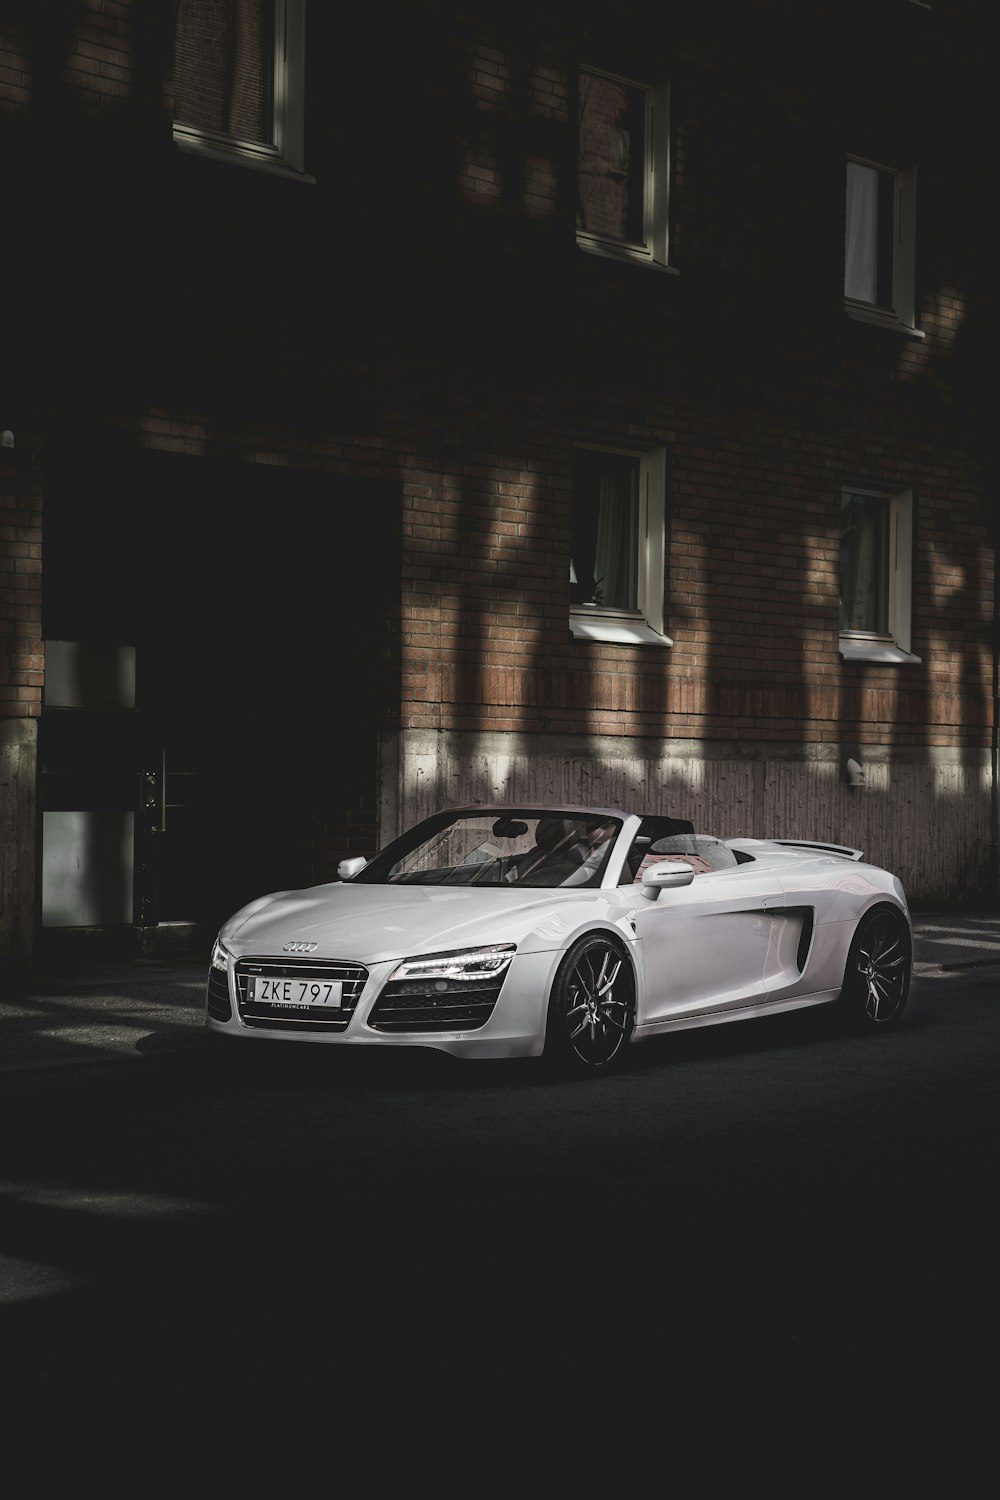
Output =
[{"x1": 249, "y1": 976, "x2": 343, "y2": 1009}]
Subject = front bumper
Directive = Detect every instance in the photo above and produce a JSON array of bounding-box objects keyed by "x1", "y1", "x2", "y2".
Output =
[{"x1": 205, "y1": 948, "x2": 558, "y2": 1060}]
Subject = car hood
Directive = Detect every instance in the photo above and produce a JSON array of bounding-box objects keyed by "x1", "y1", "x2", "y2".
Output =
[{"x1": 221, "y1": 882, "x2": 607, "y2": 963}]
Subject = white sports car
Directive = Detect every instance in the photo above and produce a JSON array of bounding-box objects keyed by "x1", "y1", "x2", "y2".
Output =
[{"x1": 205, "y1": 805, "x2": 912, "y2": 1074}]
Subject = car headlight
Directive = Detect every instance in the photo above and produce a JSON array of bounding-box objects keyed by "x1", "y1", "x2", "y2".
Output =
[
  {"x1": 390, "y1": 945, "x2": 516, "y2": 982},
  {"x1": 210, "y1": 938, "x2": 231, "y2": 973}
]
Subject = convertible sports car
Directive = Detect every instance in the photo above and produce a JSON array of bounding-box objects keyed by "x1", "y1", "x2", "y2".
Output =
[{"x1": 205, "y1": 805, "x2": 912, "y2": 1074}]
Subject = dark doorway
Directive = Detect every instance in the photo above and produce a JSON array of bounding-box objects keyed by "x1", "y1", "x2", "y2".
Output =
[{"x1": 41, "y1": 441, "x2": 400, "y2": 957}]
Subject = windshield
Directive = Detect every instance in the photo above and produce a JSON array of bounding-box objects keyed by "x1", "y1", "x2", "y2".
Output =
[{"x1": 351, "y1": 811, "x2": 622, "y2": 889}]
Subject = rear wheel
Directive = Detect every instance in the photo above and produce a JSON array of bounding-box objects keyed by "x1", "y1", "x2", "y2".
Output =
[
  {"x1": 544, "y1": 935, "x2": 635, "y2": 1074},
  {"x1": 840, "y1": 906, "x2": 911, "y2": 1030}
]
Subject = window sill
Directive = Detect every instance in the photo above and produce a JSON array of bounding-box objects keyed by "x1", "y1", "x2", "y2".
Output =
[
  {"x1": 571, "y1": 613, "x2": 673, "y2": 646},
  {"x1": 577, "y1": 238, "x2": 680, "y2": 275},
  {"x1": 839, "y1": 636, "x2": 921, "y2": 665},
  {"x1": 173, "y1": 130, "x2": 315, "y2": 184},
  {"x1": 845, "y1": 304, "x2": 925, "y2": 339}
]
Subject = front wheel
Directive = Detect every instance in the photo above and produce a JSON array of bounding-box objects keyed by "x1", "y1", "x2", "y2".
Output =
[
  {"x1": 839, "y1": 906, "x2": 912, "y2": 1030},
  {"x1": 544, "y1": 935, "x2": 636, "y2": 1074}
]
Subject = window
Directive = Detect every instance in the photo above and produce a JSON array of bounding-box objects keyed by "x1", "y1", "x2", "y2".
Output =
[
  {"x1": 844, "y1": 156, "x2": 918, "y2": 331},
  {"x1": 839, "y1": 487, "x2": 919, "y2": 664},
  {"x1": 173, "y1": 0, "x2": 308, "y2": 178},
  {"x1": 577, "y1": 66, "x2": 671, "y2": 270},
  {"x1": 570, "y1": 446, "x2": 670, "y2": 645}
]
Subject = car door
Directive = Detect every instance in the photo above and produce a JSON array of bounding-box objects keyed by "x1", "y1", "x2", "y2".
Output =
[{"x1": 632, "y1": 866, "x2": 784, "y2": 1021}]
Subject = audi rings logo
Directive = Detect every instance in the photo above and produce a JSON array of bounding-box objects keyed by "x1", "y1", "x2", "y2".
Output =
[{"x1": 282, "y1": 940, "x2": 318, "y2": 953}]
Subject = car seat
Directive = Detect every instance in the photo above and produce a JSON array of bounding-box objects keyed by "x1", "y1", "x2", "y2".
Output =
[
  {"x1": 648, "y1": 834, "x2": 739, "y2": 870},
  {"x1": 516, "y1": 817, "x2": 589, "y2": 884}
]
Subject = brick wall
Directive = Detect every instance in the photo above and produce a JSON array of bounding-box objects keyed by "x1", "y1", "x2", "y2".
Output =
[
  {"x1": 0, "y1": 436, "x2": 43, "y2": 719},
  {"x1": 0, "y1": 0, "x2": 994, "y2": 946},
  {"x1": 386, "y1": 382, "x2": 990, "y2": 752},
  {"x1": 375, "y1": 4, "x2": 993, "y2": 771}
]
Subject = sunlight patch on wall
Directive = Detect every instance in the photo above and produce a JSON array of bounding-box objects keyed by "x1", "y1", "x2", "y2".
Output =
[
  {"x1": 522, "y1": 154, "x2": 557, "y2": 217},
  {"x1": 139, "y1": 407, "x2": 211, "y2": 454},
  {"x1": 468, "y1": 48, "x2": 510, "y2": 113},
  {"x1": 931, "y1": 760, "x2": 992, "y2": 800},
  {"x1": 900, "y1": 285, "x2": 967, "y2": 378},
  {"x1": 0, "y1": 25, "x2": 30, "y2": 111},
  {"x1": 459, "y1": 142, "x2": 501, "y2": 205}
]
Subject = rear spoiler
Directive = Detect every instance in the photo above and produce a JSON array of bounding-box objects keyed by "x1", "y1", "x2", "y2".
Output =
[{"x1": 770, "y1": 839, "x2": 864, "y2": 862}]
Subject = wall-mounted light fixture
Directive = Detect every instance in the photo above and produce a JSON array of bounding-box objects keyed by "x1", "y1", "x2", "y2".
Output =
[
  {"x1": 1, "y1": 430, "x2": 14, "y2": 448},
  {"x1": 845, "y1": 757, "x2": 866, "y2": 788}
]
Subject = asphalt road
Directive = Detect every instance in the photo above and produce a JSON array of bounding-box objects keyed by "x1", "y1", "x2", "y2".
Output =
[{"x1": 1, "y1": 959, "x2": 997, "y2": 1483}]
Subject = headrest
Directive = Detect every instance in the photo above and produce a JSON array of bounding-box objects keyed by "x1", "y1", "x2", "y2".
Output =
[{"x1": 534, "y1": 816, "x2": 579, "y2": 849}]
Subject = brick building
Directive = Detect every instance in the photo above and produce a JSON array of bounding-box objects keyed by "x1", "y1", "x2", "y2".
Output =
[{"x1": 1, "y1": 0, "x2": 995, "y2": 972}]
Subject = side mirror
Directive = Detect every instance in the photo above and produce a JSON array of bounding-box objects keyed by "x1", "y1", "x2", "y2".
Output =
[
  {"x1": 338, "y1": 857, "x2": 368, "y2": 880},
  {"x1": 640, "y1": 861, "x2": 695, "y2": 899}
]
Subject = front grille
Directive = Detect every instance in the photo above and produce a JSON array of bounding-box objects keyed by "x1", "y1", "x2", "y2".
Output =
[
  {"x1": 234, "y1": 957, "x2": 368, "y2": 1033},
  {"x1": 367, "y1": 975, "x2": 506, "y2": 1033},
  {"x1": 207, "y1": 967, "x2": 232, "y2": 1021}
]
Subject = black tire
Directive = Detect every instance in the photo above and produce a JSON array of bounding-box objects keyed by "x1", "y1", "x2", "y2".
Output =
[
  {"x1": 544, "y1": 934, "x2": 636, "y2": 1074},
  {"x1": 839, "y1": 906, "x2": 912, "y2": 1030}
]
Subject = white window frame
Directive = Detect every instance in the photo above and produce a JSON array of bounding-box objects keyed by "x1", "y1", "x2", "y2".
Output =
[
  {"x1": 570, "y1": 444, "x2": 671, "y2": 646},
  {"x1": 844, "y1": 154, "x2": 920, "y2": 335},
  {"x1": 173, "y1": 0, "x2": 311, "y2": 181},
  {"x1": 839, "y1": 486, "x2": 920, "y2": 664},
  {"x1": 576, "y1": 66, "x2": 673, "y2": 272}
]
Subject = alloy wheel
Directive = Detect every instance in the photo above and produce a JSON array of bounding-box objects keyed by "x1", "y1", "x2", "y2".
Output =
[
  {"x1": 848, "y1": 910, "x2": 911, "y2": 1027},
  {"x1": 550, "y1": 937, "x2": 635, "y2": 1071}
]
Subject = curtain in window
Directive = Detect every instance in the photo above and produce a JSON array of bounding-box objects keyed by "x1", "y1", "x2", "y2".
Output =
[
  {"x1": 571, "y1": 452, "x2": 639, "y2": 610},
  {"x1": 845, "y1": 161, "x2": 878, "y2": 303},
  {"x1": 840, "y1": 492, "x2": 888, "y2": 633},
  {"x1": 594, "y1": 470, "x2": 638, "y2": 609}
]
